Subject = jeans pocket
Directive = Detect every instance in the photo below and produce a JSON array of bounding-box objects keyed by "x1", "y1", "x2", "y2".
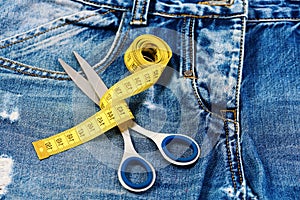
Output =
[
  {"x1": 0, "y1": 7, "x2": 126, "y2": 80},
  {"x1": 191, "y1": 17, "x2": 246, "y2": 117}
]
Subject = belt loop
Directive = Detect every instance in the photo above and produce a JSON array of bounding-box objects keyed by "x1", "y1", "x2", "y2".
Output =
[{"x1": 130, "y1": 0, "x2": 151, "y2": 25}]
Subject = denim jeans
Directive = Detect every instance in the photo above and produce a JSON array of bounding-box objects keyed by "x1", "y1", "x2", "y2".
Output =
[
  {"x1": 241, "y1": 0, "x2": 300, "y2": 199},
  {"x1": 0, "y1": 0, "x2": 298, "y2": 199}
]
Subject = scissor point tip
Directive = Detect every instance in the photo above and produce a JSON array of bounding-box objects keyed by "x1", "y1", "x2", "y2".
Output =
[
  {"x1": 58, "y1": 58, "x2": 64, "y2": 63},
  {"x1": 73, "y1": 51, "x2": 82, "y2": 59}
]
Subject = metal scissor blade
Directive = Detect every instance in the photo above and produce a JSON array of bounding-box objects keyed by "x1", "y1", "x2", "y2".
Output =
[
  {"x1": 58, "y1": 58, "x2": 100, "y2": 104},
  {"x1": 73, "y1": 51, "x2": 108, "y2": 99}
]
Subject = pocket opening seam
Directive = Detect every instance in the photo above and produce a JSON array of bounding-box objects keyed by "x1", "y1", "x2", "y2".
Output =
[
  {"x1": 0, "y1": 60, "x2": 70, "y2": 80},
  {"x1": 0, "y1": 10, "x2": 115, "y2": 50},
  {"x1": 191, "y1": 16, "x2": 246, "y2": 120},
  {"x1": 94, "y1": 30, "x2": 129, "y2": 74},
  {"x1": 0, "y1": 9, "x2": 121, "y2": 80}
]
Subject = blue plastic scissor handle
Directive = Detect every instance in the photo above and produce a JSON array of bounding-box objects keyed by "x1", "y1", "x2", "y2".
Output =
[
  {"x1": 120, "y1": 157, "x2": 154, "y2": 190},
  {"x1": 161, "y1": 135, "x2": 199, "y2": 163}
]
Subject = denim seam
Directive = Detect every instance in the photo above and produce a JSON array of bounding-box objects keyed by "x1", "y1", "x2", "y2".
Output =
[
  {"x1": 186, "y1": 1, "x2": 246, "y2": 119},
  {"x1": 0, "y1": 10, "x2": 118, "y2": 80},
  {"x1": 0, "y1": 59, "x2": 70, "y2": 80},
  {"x1": 229, "y1": 15, "x2": 246, "y2": 195},
  {"x1": 182, "y1": 18, "x2": 187, "y2": 72},
  {"x1": 235, "y1": 17, "x2": 246, "y2": 194},
  {"x1": 93, "y1": 12, "x2": 128, "y2": 72},
  {"x1": 198, "y1": 0, "x2": 235, "y2": 6},
  {"x1": 189, "y1": 18, "x2": 195, "y2": 75},
  {"x1": 234, "y1": 121, "x2": 244, "y2": 185},
  {"x1": 191, "y1": 16, "x2": 247, "y2": 121},
  {"x1": 235, "y1": 17, "x2": 246, "y2": 109},
  {"x1": 0, "y1": 57, "x2": 64, "y2": 74},
  {"x1": 0, "y1": 11, "x2": 110, "y2": 49},
  {"x1": 182, "y1": 18, "x2": 196, "y2": 74},
  {"x1": 141, "y1": 0, "x2": 147, "y2": 22},
  {"x1": 154, "y1": 0, "x2": 246, "y2": 18},
  {"x1": 132, "y1": 0, "x2": 139, "y2": 22},
  {"x1": 191, "y1": 80, "x2": 238, "y2": 120},
  {"x1": 140, "y1": 0, "x2": 147, "y2": 23},
  {"x1": 223, "y1": 119, "x2": 238, "y2": 191},
  {"x1": 152, "y1": 12, "x2": 246, "y2": 19},
  {"x1": 80, "y1": 0, "x2": 238, "y2": 9},
  {"x1": 222, "y1": 110, "x2": 245, "y2": 197},
  {"x1": 183, "y1": 17, "x2": 213, "y2": 114},
  {"x1": 191, "y1": 80, "x2": 212, "y2": 114},
  {"x1": 78, "y1": 0, "x2": 129, "y2": 11},
  {"x1": 79, "y1": 0, "x2": 247, "y2": 18},
  {"x1": 247, "y1": 18, "x2": 300, "y2": 22},
  {"x1": 0, "y1": 32, "x2": 128, "y2": 81},
  {"x1": 131, "y1": 0, "x2": 147, "y2": 24},
  {"x1": 181, "y1": 17, "x2": 211, "y2": 115},
  {"x1": 94, "y1": 31, "x2": 129, "y2": 74},
  {"x1": 188, "y1": 18, "x2": 214, "y2": 113}
]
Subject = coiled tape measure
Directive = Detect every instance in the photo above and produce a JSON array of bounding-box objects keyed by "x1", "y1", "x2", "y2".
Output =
[{"x1": 32, "y1": 35, "x2": 172, "y2": 160}]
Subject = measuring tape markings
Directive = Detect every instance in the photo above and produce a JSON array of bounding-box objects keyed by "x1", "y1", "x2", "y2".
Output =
[
  {"x1": 100, "y1": 64, "x2": 165, "y2": 109},
  {"x1": 32, "y1": 34, "x2": 172, "y2": 160},
  {"x1": 32, "y1": 102, "x2": 134, "y2": 159}
]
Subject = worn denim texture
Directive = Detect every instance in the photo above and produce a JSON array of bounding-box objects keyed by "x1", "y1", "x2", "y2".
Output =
[
  {"x1": 0, "y1": 0, "x2": 298, "y2": 199},
  {"x1": 241, "y1": 0, "x2": 300, "y2": 199}
]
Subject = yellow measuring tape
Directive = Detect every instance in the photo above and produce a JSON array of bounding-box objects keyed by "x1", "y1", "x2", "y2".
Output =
[{"x1": 32, "y1": 34, "x2": 172, "y2": 160}]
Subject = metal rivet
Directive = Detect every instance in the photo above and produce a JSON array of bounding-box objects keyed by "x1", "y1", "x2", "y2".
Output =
[{"x1": 184, "y1": 70, "x2": 193, "y2": 77}]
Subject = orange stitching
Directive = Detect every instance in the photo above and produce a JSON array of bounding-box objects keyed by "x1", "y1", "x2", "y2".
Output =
[
  {"x1": 0, "y1": 21, "x2": 71, "y2": 49},
  {"x1": 79, "y1": 0, "x2": 246, "y2": 19},
  {"x1": 223, "y1": 118, "x2": 237, "y2": 191},
  {"x1": 80, "y1": 0, "x2": 246, "y2": 19},
  {"x1": 155, "y1": 0, "x2": 245, "y2": 18},
  {"x1": 220, "y1": 109, "x2": 237, "y2": 120},
  {"x1": 132, "y1": 0, "x2": 139, "y2": 23},
  {"x1": 140, "y1": 0, "x2": 147, "y2": 22},
  {"x1": 198, "y1": 0, "x2": 235, "y2": 6},
  {"x1": 131, "y1": 0, "x2": 148, "y2": 23},
  {"x1": 221, "y1": 109, "x2": 245, "y2": 190},
  {"x1": 234, "y1": 121, "x2": 244, "y2": 185}
]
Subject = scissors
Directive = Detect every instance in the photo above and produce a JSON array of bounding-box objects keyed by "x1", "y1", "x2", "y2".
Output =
[{"x1": 59, "y1": 51, "x2": 200, "y2": 192}]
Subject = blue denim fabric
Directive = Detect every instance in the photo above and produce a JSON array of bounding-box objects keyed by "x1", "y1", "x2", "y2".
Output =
[
  {"x1": 0, "y1": 0, "x2": 298, "y2": 199},
  {"x1": 241, "y1": 0, "x2": 300, "y2": 199}
]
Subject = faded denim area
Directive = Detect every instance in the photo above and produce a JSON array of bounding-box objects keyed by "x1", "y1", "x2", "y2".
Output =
[{"x1": 0, "y1": 0, "x2": 297, "y2": 199}]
